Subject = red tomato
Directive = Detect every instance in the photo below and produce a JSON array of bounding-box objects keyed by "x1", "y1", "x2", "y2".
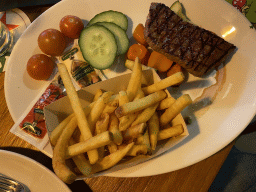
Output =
[
  {"x1": 38, "y1": 29, "x2": 66, "y2": 56},
  {"x1": 59, "y1": 15, "x2": 84, "y2": 39},
  {"x1": 27, "y1": 54, "x2": 55, "y2": 80}
]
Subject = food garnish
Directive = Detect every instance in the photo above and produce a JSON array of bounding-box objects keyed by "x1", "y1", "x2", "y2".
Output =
[
  {"x1": 50, "y1": 57, "x2": 191, "y2": 183},
  {"x1": 144, "y1": 3, "x2": 236, "y2": 77},
  {"x1": 27, "y1": 54, "x2": 55, "y2": 80},
  {"x1": 38, "y1": 28, "x2": 67, "y2": 56},
  {"x1": 59, "y1": 15, "x2": 84, "y2": 39}
]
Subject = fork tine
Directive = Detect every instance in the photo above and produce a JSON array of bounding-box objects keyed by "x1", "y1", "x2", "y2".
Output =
[
  {"x1": 0, "y1": 186, "x2": 11, "y2": 192},
  {"x1": 0, "y1": 182, "x2": 14, "y2": 191},
  {"x1": 0, "y1": 175, "x2": 25, "y2": 192}
]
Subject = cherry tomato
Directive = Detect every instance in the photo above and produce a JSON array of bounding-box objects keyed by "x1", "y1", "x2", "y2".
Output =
[
  {"x1": 38, "y1": 29, "x2": 66, "y2": 56},
  {"x1": 59, "y1": 15, "x2": 84, "y2": 39},
  {"x1": 27, "y1": 54, "x2": 55, "y2": 80}
]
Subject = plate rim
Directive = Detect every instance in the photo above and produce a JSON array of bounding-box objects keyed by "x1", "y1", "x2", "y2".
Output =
[
  {"x1": 0, "y1": 149, "x2": 71, "y2": 191},
  {"x1": 4, "y1": 0, "x2": 256, "y2": 177}
]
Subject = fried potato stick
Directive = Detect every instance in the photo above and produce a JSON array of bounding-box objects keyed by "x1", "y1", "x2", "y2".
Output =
[
  {"x1": 57, "y1": 63, "x2": 98, "y2": 164},
  {"x1": 125, "y1": 60, "x2": 149, "y2": 86},
  {"x1": 102, "y1": 98, "x2": 119, "y2": 114},
  {"x1": 157, "y1": 124, "x2": 184, "y2": 141},
  {"x1": 68, "y1": 138, "x2": 92, "y2": 176},
  {"x1": 95, "y1": 113, "x2": 110, "y2": 135},
  {"x1": 125, "y1": 59, "x2": 149, "y2": 71},
  {"x1": 107, "y1": 142, "x2": 118, "y2": 153},
  {"x1": 136, "y1": 129, "x2": 151, "y2": 153},
  {"x1": 115, "y1": 91, "x2": 167, "y2": 118},
  {"x1": 119, "y1": 112, "x2": 138, "y2": 131},
  {"x1": 50, "y1": 114, "x2": 74, "y2": 146},
  {"x1": 123, "y1": 123, "x2": 147, "y2": 141},
  {"x1": 133, "y1": 88, "x2": 145, "y2": 100},
  {"x1": 93, "y1": 89, "x2": 103, "y2": 102},
  {"x1": 50, "y1": 103, "x2": 95, "y2": 146},
  {"x1": 91, "y1": 142, "x2": 134, "y2": 174},
  {"x1": 52, "y1": 117, "x2": 78, "y2": 184},
  {"x1": 66, "y1": 131, "x2": 113, "y2": 159},
  {"x1": 131, "y1": 102, "x2": 159, "y2": 126},
  {"x1": 126, "y1": 57, "x2": 142, "y2": 101},
  {"x1": 108, "y1": 94, "x2": 118, "y2": 103},
  {"x1": 157, "y1": 97, "x2": 176, "y2": 110},
  {"x1": 148, "y1": 112, "x2": 160, "y2": 151},
  {"x1": 160, "y1": 94, "x2": 192, "y2": 126},
  {"x1": 109, "y1": 113, "x2": 123, "y2": 145},
  {"x1": 95, "y1": 113, "x2": 110, "y2": 159},
  {"x1": 118, "y1": 91, "x2": 129, "y2": 105},
  {"x1": 127, "y1": 145, "x2": 148, "y2": 156},
  {"x1": 88, "y1": 91, "x2": 113, "y2": 132},
  {"x1": 142, "y1": 72, "x2": 185, "y2": 95},
  {"x1": 118, "y1": 91, "x2": 137, "y2": 131}
]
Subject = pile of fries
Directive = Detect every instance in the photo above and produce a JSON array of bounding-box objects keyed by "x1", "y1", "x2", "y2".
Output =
[{"x1": 50, "y1": 57, "x2": 192, "y2": 184}]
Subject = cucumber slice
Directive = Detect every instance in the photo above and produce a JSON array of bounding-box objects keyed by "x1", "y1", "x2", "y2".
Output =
[
  {"x1": 78, "y1": 25, "x2": 118, "y2": 70},
  {"x1": 94, "y1": 22, "x2": 129, "y2": 55},
  {"x1": 170, "y1": 1, "x2": 190, "y2": 22},
  {"x1": 88, "y1": 10, "x2": 128, "y2": 31},
  {"x1": 170, "y1": 1, "x2": 183, "y2": 15}
]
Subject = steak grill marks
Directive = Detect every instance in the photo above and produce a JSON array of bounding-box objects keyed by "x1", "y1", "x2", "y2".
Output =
[{"x1": 144, "y1": 3, "x2": 236, "y2": 77}]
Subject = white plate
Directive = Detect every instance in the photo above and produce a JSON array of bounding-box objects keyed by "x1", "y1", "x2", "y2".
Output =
[
  {"x1": 4, "y1": 0, "x2": 256, "y2": 177},
  {"x1": 0, "y1": 150, "x2": 71, "y2": 192}
]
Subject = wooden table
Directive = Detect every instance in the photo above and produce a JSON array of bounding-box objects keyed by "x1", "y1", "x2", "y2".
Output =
[{"x1": 0, "y1": 4, "x2": 236, "y2": 192}]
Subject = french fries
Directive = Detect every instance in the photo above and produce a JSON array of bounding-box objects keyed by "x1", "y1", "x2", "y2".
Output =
[
  {"x1": 52, "y1": 117, "x2": 78, "y2": 184},
  {"x1": 123, "y1": 123, "x2": 147, "y2": 141},
  {"x1": 109, "y1": 113, "x2": 123, "y2": 145},
  {"x1": 157, "y1": 97, "x2": 176, "y2": 110},
  {"x1": 158, "y1": 124, "x2": 184, "y2": 141},
  {"x1": 51, "y1": 59, "x2": 192, "y2": 184},
  {"x1": 57, "y1": 63, "x2": 98, "y2": 164},
  {"x1": 91, "y1": 142, "x2": 134, "y2": 174},
  {"x1": 125, "y1": 59, "x2": 149, "y2": 71},
  {"x1": 88, "y1": 91, "x2": 113, "y2": 132},
  {"x1": 50, "y1": 103, "x2": 95, "y2": 146},
  {"x1": 66, "y1": 131, "x2": 113, "y2": 159},
  {"x1": 102, "y1": 97, "x2": 119, "y2": 114},
  {"x1": 119, "y1": 112, "x2": 138, "y2": 131},
  {"x1": 136, "y1": 129, "x2": 151, "y2": 153},
  {"x1": 68, "y1": 138, "x2": 92, "y2": 176},
  {"x1": 93, "y1": 89, "x2": 103, "y2": 102},
  {"x1": 115, "y1": 90, "x2": 166, "y2": 118},
  {"x1": 142, "y1": 72, "x2": 185, "y2": 95},
  {"x1": 160, "y1": 94, "x2": 192, "y2": 126},
  {"x1": 118, "y1": 144, "x2": 148, "y2": 156},
  {"x1": 131, "y1": 102, "x2": 159, "y2": 126},
  {"x1": 148, "y1": 112, "x2": 160, "y2": 151},
  {"x1": 95, "y1": 113, "x2": 110, "y2": 135},
  {"x1": 50, "y1": 114, "x2": 74, "y2": 146},
  {"x1": 126, "y1": 57, "x2": 142, "y2": 101}
]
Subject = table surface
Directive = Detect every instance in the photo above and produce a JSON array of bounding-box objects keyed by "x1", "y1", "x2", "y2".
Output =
[{"x1": 0, "y1": 4, "x2": 236, "y2": 192}]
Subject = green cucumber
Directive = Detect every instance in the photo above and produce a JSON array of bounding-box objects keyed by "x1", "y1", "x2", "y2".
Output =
[
  {"x1": 170, "y1": 1, "x2": 190, "y2": 22},
  {"x1": 78, "y1": 25, "x2": 118, "y2": 70},
  {"x1": 88, "y1": 10, "x2": 128, "y2": 31},
  {"x1": 94, "y1": 22, "x2": 129, "y2": 55}
]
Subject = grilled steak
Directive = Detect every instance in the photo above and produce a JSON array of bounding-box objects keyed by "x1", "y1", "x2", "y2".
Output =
[{"x1": 144, "y1": 3, "x2": 236, "y2": 77}]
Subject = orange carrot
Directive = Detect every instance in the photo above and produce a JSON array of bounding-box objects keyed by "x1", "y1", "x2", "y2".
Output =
[
  {"x1": 147, "y1": 51, "x2": 173, "y2": 72},
  {"x1": 133, "y1": 23, "x2": 148, "y2": 46},
  {"x1": 167, "y1": 63, "x2": 183, "y2": 77},
  {"x1": 127, "y1": 44, "x2": 150, "y2": 65},
  {"x1": 167, "y1": 63, "x2": 184, "y2": 86}
]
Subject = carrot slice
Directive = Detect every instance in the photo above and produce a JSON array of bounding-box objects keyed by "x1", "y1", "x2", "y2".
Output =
[
  {"x1": 133, "y1": 23, "x2": 148, "y2": 46},
  {"x1": 127, "y1": 44, "x2": 150, "y2": 65},
  {"x1": 167, "y1": 63, "x2": 183, "y2": 77},
  {"x1": 147, "y1": 51, "x2": 173, "y2": 72},
  {"x1": 167, "y1": 63, "x2": 184, "y2": 86}
]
